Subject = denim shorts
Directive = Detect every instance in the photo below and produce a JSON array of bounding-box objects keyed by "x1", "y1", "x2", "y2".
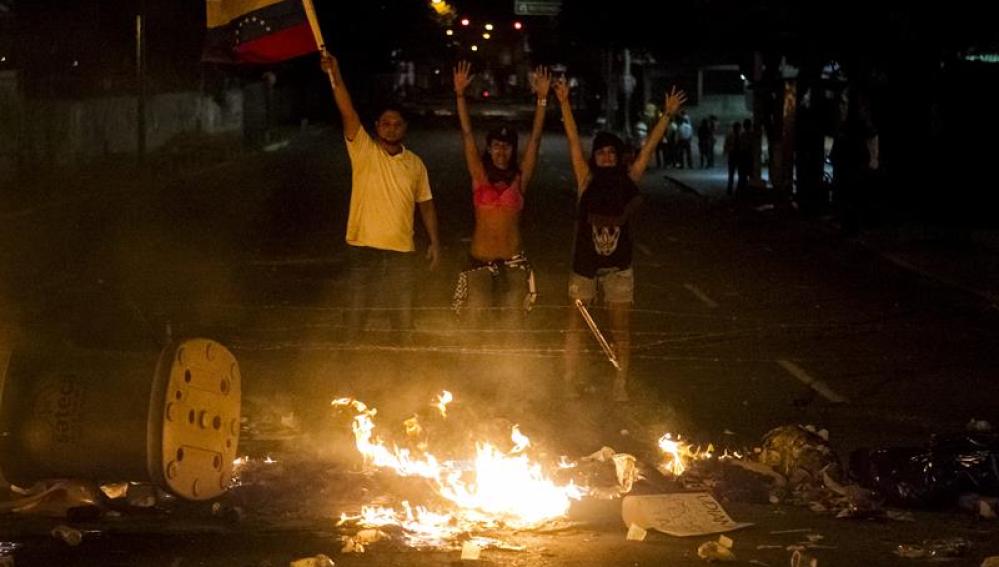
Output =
[{"x1": 568, "y1": 267, "x2": 634, "y2": 304}]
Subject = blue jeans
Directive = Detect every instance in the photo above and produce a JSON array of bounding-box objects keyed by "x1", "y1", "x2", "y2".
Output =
[{"x1": 346, "y1": 246, "x2": 416, "y2": 331}]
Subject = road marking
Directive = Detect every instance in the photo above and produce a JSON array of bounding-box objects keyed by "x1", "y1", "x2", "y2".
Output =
[
  {"x1": 683, "y1": 284, "x2": 718, "y2": 308},
  {"x1": 776, "y1": 359, "x2": 849, "y2": 404}
]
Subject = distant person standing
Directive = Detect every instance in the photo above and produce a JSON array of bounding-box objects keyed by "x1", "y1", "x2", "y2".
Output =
[
  {"x1": 831, "y1": 89, "x2": 879, "y2": 235},
  {"x1": 736, "y1": 118, "x2": 754, "y2": 194},
  {"x1": 321, "y1": 52, "x2": 441, "y2": 339},
  {"x1": 724, "y1": 121, "x2": 742, "y2": 195},
  {"x1": 697, "y1": 118, "x2": 713, "y2": 169},
  {"x1": 677, "y1": 113, "x2": 694, "y2": 169},
  {"x1": 656, "y1": 114, "x2": 675, "y2": 169},
  {"x1": 707, "y1": 114, "x2": 719, "y2": 167}
]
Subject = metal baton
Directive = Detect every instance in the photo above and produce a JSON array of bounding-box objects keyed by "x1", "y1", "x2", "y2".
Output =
[{"x1": 574, "y1": 299, "x2": 621, "y2": 370}]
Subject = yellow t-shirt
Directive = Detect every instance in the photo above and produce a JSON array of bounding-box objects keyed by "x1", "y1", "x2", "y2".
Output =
[{"x1": 345, "y1": 128, "x2": 432, "y2": 252}]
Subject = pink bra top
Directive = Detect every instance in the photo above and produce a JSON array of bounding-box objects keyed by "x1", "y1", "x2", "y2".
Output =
[{"x1": 473, "y1": 178, "x2": 523, "y2": 211}]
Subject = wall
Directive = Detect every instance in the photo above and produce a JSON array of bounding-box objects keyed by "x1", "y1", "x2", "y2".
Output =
[{"x1": 1, "y1": 77, "x2": 243, "y2": 171}]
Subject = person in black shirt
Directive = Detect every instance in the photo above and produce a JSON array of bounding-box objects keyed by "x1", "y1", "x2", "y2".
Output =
[{"x1": 553, "y1": 77, "x2": 686, "y2": 402}]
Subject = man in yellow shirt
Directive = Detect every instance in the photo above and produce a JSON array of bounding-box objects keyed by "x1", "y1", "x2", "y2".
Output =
[{"x1": 321, "y1": 53, "x2": 440, "y2": 337}]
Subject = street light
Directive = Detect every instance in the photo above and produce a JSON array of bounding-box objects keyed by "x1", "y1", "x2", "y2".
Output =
[
  {"x1": 446, "y1": 29, "x2": 454, "y2": 36},
  {"x1": 460, "y1": 17, "x2": 470, "y2": 26},
  {"x1": 482, "y1": 32, "x2": 490, "y2": 39},
  {"x1": 484, "y1": 23, "x2": 494, "y2": 31},
  {"x1": 471, "y1": 45, "x2": 478, "y2": 52},
  {"x1": 513, "y1": 21, "x2": 523, "y2": 30}
]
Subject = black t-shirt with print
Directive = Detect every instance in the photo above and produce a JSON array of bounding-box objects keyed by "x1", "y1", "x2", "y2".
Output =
[{"x1": 572, "y1": 170, "x2": 640, "y2": 278}]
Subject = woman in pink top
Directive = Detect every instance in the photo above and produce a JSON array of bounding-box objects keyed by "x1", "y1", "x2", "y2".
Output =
[{"x1": 451, "y1": 60, "x2": 551, "y2": 330}]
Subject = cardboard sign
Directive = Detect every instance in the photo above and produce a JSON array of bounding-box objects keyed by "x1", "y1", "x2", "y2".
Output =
[
  {"x1": 621, "y1": 493, "x2": 753, "y2": 537},
  {"x1": 626, "y1": 524, "x2": 648, "y2": 541}
]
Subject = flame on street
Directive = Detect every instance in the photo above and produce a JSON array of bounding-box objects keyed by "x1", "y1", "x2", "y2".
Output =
[
  {"x1": 332, "y1": 393, "x2": 585, "y2": 546},
  {"x1": 657, "y1": 432, "x2": 716, "y2": 477}
]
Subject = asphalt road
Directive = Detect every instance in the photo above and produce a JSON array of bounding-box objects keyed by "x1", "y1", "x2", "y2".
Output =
[{"x1": 2, "y1": 123, "x2": 998, "y2": 565}]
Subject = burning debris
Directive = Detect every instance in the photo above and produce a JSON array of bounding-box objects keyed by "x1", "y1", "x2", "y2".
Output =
[
  {"x1": 666, "y1": 426, "x2": 885, "y2": 520},
  {"x1": 4, "y1": 371, "x2": 992, "y2": 565},
  {"x1": 330, "y1": 392, "x2": 588, "y2": 549}
]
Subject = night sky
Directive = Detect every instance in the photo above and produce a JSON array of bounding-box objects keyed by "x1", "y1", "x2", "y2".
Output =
[{"x1": 5, "y1": 1, "x2": 998, "y2": 96}]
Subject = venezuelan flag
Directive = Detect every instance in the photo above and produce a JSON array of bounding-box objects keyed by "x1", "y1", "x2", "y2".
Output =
[{"x1": 204, "y1": 0, "x2": 320, "y2": 64}]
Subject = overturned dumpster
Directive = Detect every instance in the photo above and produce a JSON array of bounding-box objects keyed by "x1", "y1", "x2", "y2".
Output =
[{"x1": 0, "y1": 338, "x2": 241, "y2": 501}]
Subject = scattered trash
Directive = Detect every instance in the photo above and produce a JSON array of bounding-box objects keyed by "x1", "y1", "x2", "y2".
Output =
[
  {"x1": 289, "y1": 554, "x2": 335, "y2": 567},
  {"x1": 51, "y1": 524, "x2": 83, "y2": 546},
  {"x1": 353, "y1": 529, "x2": 387, "y2": 545},
  {"x1": 707, "y1": 460, "x2": 784, "y2": 505},
  {"x1": 959, "y1": 493, "x2": 999, "y2": 519},
  {"x1": 728, "y1": 460, "x2": 787, "y2": 487},
  {"x1": 460, "y1": 541, "x2": 481, "y2": 561},
  {"x1": 2, "y1": 480, "x2": 105, "y2": 517},
  {"x1": 790, "y1": 549, "x2": 818, "y2": 567},
  {"x1": 612, "y1": 453, "x2": 640, "y2": 494},
  {"x1": 821, "y1": 470, "x2": 871, "y2": 502},
  {"x1": 851, "y1": 431, "x2": 999, "y2": 508},
  {"x1": 99, "y1": 483, "x2": 129, "y2": 500},
  {"x1": 466, "y1": 537, "x2": 526, "y2": 552},
  {"x1": 894, "y1": 537, "x2": 971, "y2": 559},
  {"x1": 622, "y1": 493, "x2": 752, "y2": 537},
  {"x1": 626, "y1": 524, "x2": 647, "y2": 542},
  {"x1": 697, "y1": 535, "x2": 736, "y2": 562},
  {"x1": 968, "y1": 419, "x2": 993, "y2": 432},
  {"x1": 126, "y1": 484, "x2": 157, "y2": 508},
  {"x1": 340, "y1": 537, "x2": 364, "y2": 554},
  {"x1": 576, "y1": 447, "x2": 646, "y2": 498},
  {"x1": 759, "y1": 426, "x2": 840, "y2": 483}
]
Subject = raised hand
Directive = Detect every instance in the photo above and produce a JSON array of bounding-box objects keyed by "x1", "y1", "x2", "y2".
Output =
[
  {"x1": 320, "y1": 51, "x2": 339, "y2": 75},
  {"x1": 553, "y1": 76, "x2": 570, "y2": 105},
  {"x1": 664, "y1": 85, "x2": 688, "y2": 116},
  {"x1": 453, "y1": 60, "x2": 473, "y2": 96},
  {"x1": 531, "y1": 66, "x2": 552, "y2": 99}
]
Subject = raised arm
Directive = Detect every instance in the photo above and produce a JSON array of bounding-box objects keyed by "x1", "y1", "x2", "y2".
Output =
[
  {"x1": 630, "y1": 86, "x2": 687, "y2": 182},
  {"x1": 519, "y1": 66, "x2": 551, "y2": 192},
  {"x1": 554, "y1": 77, "x2": 590, "y2": 193},
  {"x1": 453, "y1": 61, "x2": 486, "y2": 186},
  {"x1": 320, "y1": 51, "x2": 361, "y2": 141}
]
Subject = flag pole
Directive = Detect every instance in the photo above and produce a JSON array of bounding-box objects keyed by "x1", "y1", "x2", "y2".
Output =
[{"x1": 301, "y1": 0, "x2": 334, "y2": 91}]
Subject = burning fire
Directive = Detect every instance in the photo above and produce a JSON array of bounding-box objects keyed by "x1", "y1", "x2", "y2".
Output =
[
  {"x1": 433, "y1": 390, "x2": 453, "y2": 418},
  {"x1": 332, "y1": 392, "x2": 584, "y2": 545},
  {"x1": 657, "y1": 433, "x2": 717, "y2": 477}
]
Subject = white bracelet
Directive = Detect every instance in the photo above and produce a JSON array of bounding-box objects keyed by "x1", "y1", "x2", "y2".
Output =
[{"x1": 538, "y1": 98, "x2": 548, "y2": 107}]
